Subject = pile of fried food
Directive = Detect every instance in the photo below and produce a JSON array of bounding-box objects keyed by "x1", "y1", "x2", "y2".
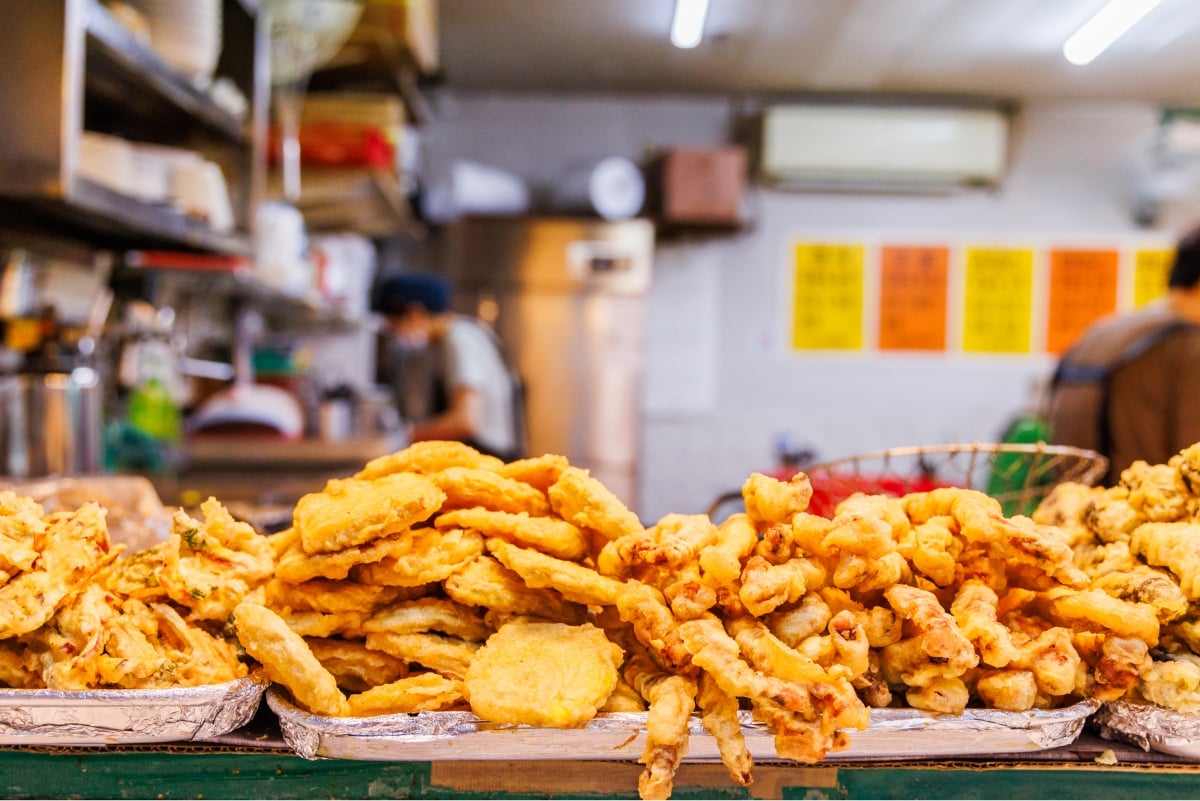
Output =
[
  {"x1": 230, "y1": 440, "x2": 1183, "y2": 800},
  {"x1": 1033, "y1": 442, "x2": 1200, "y2": 716},
  {"x1": 0, "y1": 494, "x2": 271, "y2": 689}
]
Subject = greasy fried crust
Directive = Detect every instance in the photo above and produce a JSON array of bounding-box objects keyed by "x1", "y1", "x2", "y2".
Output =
[
  {"x1": 497, "y1": 453, "x2": 570, "y2": 492},
  {"x1": 349, "y1": 528, "x2": 483, "y2": 587},
  {"x1": 355, "y1": 440, "x2": 505, "y2": 479},
  {"x1": 276, "y1": 530, "x2": 415, "y2": 583},
  {"x1": 430, "y1": 467, "x2": 551, "y2": 516},
  {"x1": 547, "y1": 466, "x2": 644, "y2": 541},
  {"x1": 434, "y1": 507, "x2": 588, "y2": 561},
  {"x1": 233, "y1": 601, "x2": 350, "y2": 717},
  {"x1": 487, "y1": 537, "x2": 625, "y2": 606},
  {"x1": 625, "y1": 652, "x2": 698, "y2": 801},
  {"x1": 442, "y1": 555, "x2": 586, "y2": 623},
  {"x1": 295, "y1": 474, "x2": 444, "y2": 554},
  {"x1": 464, "y1": 621, "x2": 623, "y2": 728},
  {"x1": 362, "y1": 597, "x2": 492, "y2": 642},
  {"x1": 304, "y1": 637, "x2": 409, "y2": 693},
  {"x1": 741, "y1": 472, "x2": 813, "y2": 524},
  {"x1": 347, "y1": 672, "x2": 465, "y2": 716}
]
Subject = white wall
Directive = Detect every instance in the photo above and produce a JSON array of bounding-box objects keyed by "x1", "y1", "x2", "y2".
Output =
[{"x1": 419, "y1": 92, "x2": 1192, "y2": 522}]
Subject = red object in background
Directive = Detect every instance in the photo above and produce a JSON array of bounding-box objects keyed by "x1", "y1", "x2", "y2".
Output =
[
  {"x1": 766, "y1": 466, "x2": 951, "y2": 517},
  {"x1": 267, "y1": 124, "x2": 395, "y2": 168}
]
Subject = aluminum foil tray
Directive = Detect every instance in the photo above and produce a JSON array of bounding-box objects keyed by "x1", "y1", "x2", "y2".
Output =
[
  {"x1": 1095, "y1": 700, "x2": 1200, "y2": 760},
  {"x1": 268, "y1": 688, "x2": 1098, "y2": 761},
  {"x1": 0, "y1": 675, "x2": 267, "y2": 746}
]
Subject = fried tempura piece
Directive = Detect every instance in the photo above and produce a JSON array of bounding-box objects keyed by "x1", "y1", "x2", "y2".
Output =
[
  {"x1": 617, "y1": 580, "x2": 693, "y2": 673},
  {"x1": 349, "y1": 528, "x2": 483, "y2": 587},
  {"x1": 900, "y1": 517, "x2": 961, "y2": 587},
  {"x1": 902, "y1": 488, "x2": 1006, "y2": 543},
  {"x1": 738, "y1": 555, "x2": 813, "y2": 617},
  {"x1": 1039, "y1": 588, "x2": 1159, "y2": 645},
  {"x1": 905, "y1": 675, "x2": 970, "y2": 714},
  {"x1": 951, "y1": 580, "x2": 1018, "y2": 668},
  {"x1": 1138, "y1": 653, "x2": 1200, "y2": 714},
  {"x1": 434, "y1": 507, "x2": 587, "y2": 561},
  {"x1": 548, "y1": 466, "x2": 644, "y2": 541},
  {"x1": 696, "y1": 671, "x2": 752, "y2": 787},
  {"x1": 362, "y1": 597, "x2": 492, "y2": 641},
  {"x1": 1172, "y1": 443, "x2": 1200, "y2": 496},
  {"x1": 233, "y1": 601, "x2": 350, "y2": 717},
  {"x1": 364, "y1": 631, "x2": 479, "y2": 679},
  {"x1": 822, "y1": 511, "x2": 898, "y2": 559},
  {"x1": 727, "y1": 616, "x2": 832, "y2": 683},
  {"x1": 625, "y1": 653, "x2": 698, "y2": 801},
  {"x1": 355, "y1": 440, "x2": 504, "y2": 479},
  {"x1": 999, "y1": 516, "x2": 1089, "y2": 589},
  {"x1": 1085, "y1": 487, "x2": 1141, "y2": 544},
  {"x1": 884, "y1": 585, "x2": 978, "y2": 674},
  {"x1": 1131, "y1": 522, "x2": 1200, "y2": 599},
  {"x1": 279, "y1": 610, "x2": 366, "y2": 638},
  {"x1": 0, "y1": 639, "x2": 38, "y2": 688},
  {"x1": 699, "y1": 513, "x2": 758, "y2": 588},
  {"x1": 295, "y1": 474, "x2": 444, "y2": 554},
  {"x1": 1122, "y1": 461, "x2": 1189, "y2": 523},
  {"x1": 1090, "y1": 566, "x2": 1189, "y2": 623},
  {"x1": 275, "y1": 529, "x2": 414, "y2": 583},
  {"x1": 464, "y1": 621, "x2": 623, "y2": 728},
  {"x1": 431, "y1": 467, "x2": 550, "y2": 516},
  {"x1": 305, "y1": 637, "x2": 409, "y2": 693},
  {"x1": 975, "y1": 668, "x2": 1038, "y2": 711},
  {"x1": 0, "y1": 502, "x2": 113, "y2": 639},
  {"x1": 0, "y1": 490, "x2": 46, "y2": 582},
  {"x1": 601, "y1": 676, "x2": 649, "y2": 712},
  {"x1": 765, "y1": 594, "x2": 832, "y2": 648},
  {"x1": 1031, "y1": 482, "x2": 1101, "y2": 546},
  {"x1": 742, "y1": 472, "x2": 812, "y2": 525},
  {"x1": 347, "y1": 672, "x2": 465, "y2": 716},
  {"x1": 265, "y1": 577, "x2": 405, "y2": 615},
  {"x1": 442, "y1": 555, "x2": 586, "y2": 623},
  {"x1": 497, "y1": 453, "x2": 570, "y2": 492},
  {"x1": 1083, "y1": 634, "x2": 1150, "y2": 701},
  {"x1": 1011, "y1": 626, "x2": 1081, "y2": 697},
  {"x1": 487, "y1": 537, "x2": 625, "y2": 606}
]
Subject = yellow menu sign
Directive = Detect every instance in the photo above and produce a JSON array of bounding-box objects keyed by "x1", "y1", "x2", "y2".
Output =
[
  {"x1": 791, "y1": 243, "x2": 864, "y2": 350},
  {"x1": 962, "y1": 246, "x2": 1034, "y2": 354},
  {"x1": 1133, "y1": 248, "x2": 1174, "y2": 308},
  {"x1": 878, "y1": 245, "x2": 949, "y2": 352},
  {"x1": 1045, "y1": 248, "x2": 1118, "y2": 355}
]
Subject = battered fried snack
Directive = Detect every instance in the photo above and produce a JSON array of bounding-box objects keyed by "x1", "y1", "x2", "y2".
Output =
[
  {"x1": 265, "y1": 577, "x2": 406, "y2": 615},
  {"x1": 0, "y1": 490, "x2": 46, "y2": 583},
  {"x1": 431, "y1": 467, "x2": 551, "y2": 516},
  {"x1": 355, "y1": 440, "x2": 504, "y2": 479},
  {"x1": 464, "y1": 621, "x2": 623, "y2": 728},
  {"x1": 625, "y1": 652, "x2": 698, "y2": 800},
  {"x1": 487, "y1": 537, "x2": 625, "y2": 606},
  {"x1": 696, "y1": 671, "x2": 752, "y2": 787},
  {"x1": 349, "y1": 528, "x2": 483, "y2": 587},
  {"x1": 0, "y1": 502, "x2": 113, "y2": 639},
  {"x1": 498, "y1": 453, "x2": 570, "y2": 492},
  {"x1": 362, "y1": 597, "x2": 492, "y2": 642},
  {"x1": 434, "y1": 507, "x2": 587, "y2": 561},
  {"x1": 1131, "y1": 522, "x2": 1200, "y2": 599},
  {"x1": 364, "y1": 631, "x2": 479, "y2": 679},
  {"x1": 442, "y1": 555, "x2": 586, "y2": 623},
  {"x1": 547, "y1": 466, "x2": 644, "y2": 541},
  {"x1": 305, "y1": 637, "x2": 409, "y2": 693},
  {"x1": 347, "y1": 672, "x2": 465, "y2": 716},
  {"x1": 742, "y1": 472, "x2": 812, "y2": 525},
  {"x1": 233, "y1": 601, "x2": 350, "y2": 717},
  {"x1": 295, "y1": 474, "x2": 444, "y2": 554}
]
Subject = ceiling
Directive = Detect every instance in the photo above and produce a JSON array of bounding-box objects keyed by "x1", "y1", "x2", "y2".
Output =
[{"x1": 436, "y1": 0, "x2": 1200, "y2": 105}]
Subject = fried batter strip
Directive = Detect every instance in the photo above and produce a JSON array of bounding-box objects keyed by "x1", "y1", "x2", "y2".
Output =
[
  {"x1": 362, "y1": 597, "x2": 492, "y2": 641},
  {"x1": 295, "y1": 474, "x2": 444, "y2": 554},
  {"x1": 355, "y1": 440, "x2": 504, "y2": 479},
  {"x1": 442, "y1": 555, "x2": 586, "y2": 623},
  {"x1": 547, "y1": 466, "x2": 644, "y2": 541},
  {"x1": 742, "y1": 472, "x2": 813, "y2": 525},
  {"x1": 487, "y1": 537, "x2": 625, "y2": 606},
  {"x1": 431, "y1": 467, "x2": 550, "y2": 516},
  {"x1": 305, "y1": 637, "x2": 409, "y2": 693},
  {"x1": 347, "y1": 672, "x2": 464, "y2": 716},
  {"x1": 349, "y1": 528, "x2": 483, "y2": 587},
  {"x1": 364, "y1": 631, "x2": 479, "y2": 679},
  {"x1": 696, "y1": 671, "x2": 752, "y2": 787},
  {"x1": 434, "y1": 507, "x2": 587, "y2": 561},
  {"x1": 625, "y1": 652, "x2": 698, "y2": 801}
]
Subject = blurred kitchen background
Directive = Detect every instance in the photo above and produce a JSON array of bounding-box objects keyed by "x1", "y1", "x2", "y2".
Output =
[{"x1": 2, "y1": 0, "x2": 1200, "y2": 524}]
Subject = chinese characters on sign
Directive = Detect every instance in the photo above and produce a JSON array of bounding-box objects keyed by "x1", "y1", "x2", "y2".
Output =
[
  {"x1": 1133, "y1": 249, "x2": 1173, "y2": 308},
  {"x1": 1045, "y1": 248, "x2": 1119, "y2": 355},
  {"x1": 878, "y1": 245, "x2": 949, "y2": 352},
  {"x1": 962, "y1": 246, "x2": 1034, "y2": 354},
  {"x1": 791, "y1": 243, "x2": 864, "y2": 351}
]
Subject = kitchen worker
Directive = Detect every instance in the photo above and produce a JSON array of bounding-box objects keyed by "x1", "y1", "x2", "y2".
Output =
[
  {"x1": 1046, "y1": 224, "x2": 1200, "y2": 483},
  {"x1": 376, "y1": 272, "x2": 526, "y2": 461}
]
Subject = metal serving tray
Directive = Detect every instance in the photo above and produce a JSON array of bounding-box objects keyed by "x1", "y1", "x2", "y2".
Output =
[
  {"x1": 0, "y1": 675, "x2": 267, "y2": 747},
  {"x1": 1095, "y1": 700, "x2": 1200, "y2": 760},
  {"x1": 268, "y1": 688, "x2": 1098, "y2": 762}
]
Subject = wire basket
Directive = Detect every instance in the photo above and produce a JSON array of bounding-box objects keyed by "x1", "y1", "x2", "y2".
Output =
[{"x1": 802, "y1": 442, "x2": 1109, "y2": 518}]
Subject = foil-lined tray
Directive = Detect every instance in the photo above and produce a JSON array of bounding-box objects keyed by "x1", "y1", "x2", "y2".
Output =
[
  {"x1": 0, "y1": 675, "x2": 267, "y2": 746},
  {"x1": 268, "y1": 688, "x2": 1098, "y2": 761},
  {"x1": 1095, "y1": 700, "x2": 1200, "y2": 760}
]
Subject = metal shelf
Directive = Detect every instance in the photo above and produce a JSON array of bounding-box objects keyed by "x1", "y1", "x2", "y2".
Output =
[
  {"x1": 16, "y1": 178, "x2": 253, "y2": 255},
  {"x1": 84, "y1": 0, "x2": 248, "y2": 145}
]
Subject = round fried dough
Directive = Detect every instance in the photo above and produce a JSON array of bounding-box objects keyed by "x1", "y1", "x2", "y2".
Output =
[
  {"x1": 464, "y1": 621, "x2": 623, "y2": 728},
  {"x1": 296, "y1": 474, "x2": 445, "y2": 554}
]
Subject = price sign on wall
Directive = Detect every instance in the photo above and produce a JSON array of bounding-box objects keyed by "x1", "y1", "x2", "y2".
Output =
[
  {"x1": 791, "y1": 243, "x2": 864, "y2": 350},
  {"x1": 962, "y1": 246, "x2": 1034, "y2": 354},
  {"x1": 878, "y1": 245, "x2": 949, "y2": 351},
  {"x1": 1045, "y1": 248, "x2": 1119, "y2": 355},
  {"x1": 1133, "y1": 248, "x2": 1174, "y2": 308}
]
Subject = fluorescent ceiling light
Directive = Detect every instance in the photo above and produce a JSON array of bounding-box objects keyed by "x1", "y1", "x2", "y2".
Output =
[
  {"x1": 1063, "y1": 0, "x2": 1163, "y2": 66},
  {"x1": 671, "y1": 0, "x2": 709, "y2": 49}
]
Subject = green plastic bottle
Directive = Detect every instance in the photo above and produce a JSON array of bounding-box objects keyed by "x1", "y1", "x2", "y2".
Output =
[{"x1": 986, "y1": 413, "x2": 1053, "y2": 516}]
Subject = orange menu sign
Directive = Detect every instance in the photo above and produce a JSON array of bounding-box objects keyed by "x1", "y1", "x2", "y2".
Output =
[
  {"x1": 1045, "y1": 248, "x2": 1119, "y2": 355},
  {"x1": 962, "y1": 246, "x2": 1034, "y2": 354},
  {"x1": 791, "y1": 243, "x2": 864, "y2": 350},
  {"x1": 1133, "y1": 248, "x2": 1174, "y2": 308},
  {"x1": 878, "y1": 245, "x2": 949, "y2": 351}
]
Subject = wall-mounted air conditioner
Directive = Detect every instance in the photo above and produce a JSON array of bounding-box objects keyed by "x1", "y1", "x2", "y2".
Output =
[{"x1": 760, "y1": 104, "x2": 1010, "y2": 192}]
